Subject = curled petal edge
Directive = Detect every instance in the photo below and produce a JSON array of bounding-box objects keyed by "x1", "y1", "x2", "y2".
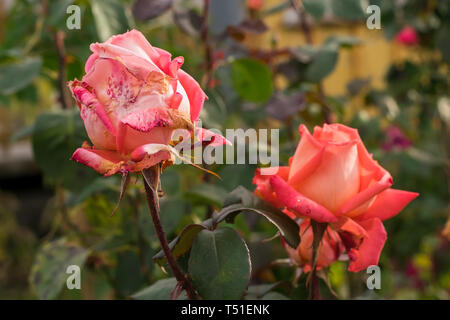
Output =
[{"x1": 269, "y1": 175, "x2": 338, "y2": 223}]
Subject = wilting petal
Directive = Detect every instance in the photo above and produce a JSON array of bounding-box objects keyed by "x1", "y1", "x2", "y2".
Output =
[
  {"x1": 68, "y1": 81, "x2": 116, "y2": 150},
  {"x1": 347, "y1": 218, "x2": 387, "y2": 272},
  {"x1": 177, "y1": 69, "x2": 207, "y2": 122},
  {"x1": 356, "y1": 188, "x2": 419, "y2": 221},
  {"x1": 117, "y1": 107, "x2": 193, "y2": 154},
  {"x1": 129, "y1": 143, "x2": 172, "y2": 171},
  {"x1": 91, "y1": 42, "x2": 165, "y2": 81},
  {"x1": 104, "y1": 30, "x2": 167, "y2": 68},
  {"x1": 130, "y1": 151, "x2": 171, "y2": 172},
  {"x1": 270, "y1": 175, "x2": 337, "y2": 223},
  {"x1": 130, "y1": 143, "x2": 172, "y2": 162},
  {"x1": 173, "y1": 81, "x2": 191, "y2": 117},
  {"x1": 71, "y1": 147, "x2": 124, "y2": 176},
  {"x1": 85, "y1": 52, "x2": 99, "y2": 73},
  {"x1": 82, "y1": 58, "x2": 171, "y2": 128},
  {"x1": 197, "y1": 128, "x2": 232, "y2": 147}
]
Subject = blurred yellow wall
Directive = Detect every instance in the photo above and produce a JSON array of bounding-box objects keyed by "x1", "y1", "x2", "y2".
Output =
[{"x1": 247, "y1": 0, "x2": 414, "y2": 96}]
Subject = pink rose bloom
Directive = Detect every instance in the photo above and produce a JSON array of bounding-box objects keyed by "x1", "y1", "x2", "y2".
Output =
[
  {"x1": 68, "y1": 30, "x2": 227, "y2": 176},
  {"x1": 253, "y1": 124, "x2": 418, "y2": 272},
  {"x1": 396, "y1": 26, "x2": 419, "y2": 46}
]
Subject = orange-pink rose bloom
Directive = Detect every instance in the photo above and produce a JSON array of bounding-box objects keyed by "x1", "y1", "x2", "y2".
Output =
[
  {"x1": 253, "y1": 124, "x2": 419, "y2": 272},
  {"x1": 68, "y1": 30, "x2": 227, "y2": 176}
]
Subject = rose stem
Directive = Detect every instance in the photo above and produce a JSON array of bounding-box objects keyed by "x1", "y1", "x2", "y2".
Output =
[
  {"x1": 201, "y1": 0, "x2": 213, "y2": 88},
  {"x1": 53, "y1": 30, "x2": 72, "y2": 110},
  {"x1": 309, "y1": 221, "x2": 327, "y2": 300},
  {"x1": 142, "y1": 166, "x2": 198, "y2": 300}
]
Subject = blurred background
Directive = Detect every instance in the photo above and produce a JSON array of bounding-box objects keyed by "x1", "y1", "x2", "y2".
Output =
[{"x1": 0, "y1": 0, "x2": 449, "y2": 299}]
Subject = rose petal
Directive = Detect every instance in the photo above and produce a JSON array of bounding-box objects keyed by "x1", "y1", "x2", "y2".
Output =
[
  {"x1": 90, "y1": 42, "x2": 164, "y2": 81},
  {"x1": 347, "y1": 218, "x2": 387, "y2": 272},
  {"x1": 197, "y1": 128, "x2": 232, "y2": 147},
  {"x1": 288, "y1": 124, "x2": 325, "y2": 188},
  {"x1": 356, "y1": 188, "x2": 419, "y2": 221},
  {"x1": 85, "y1": 53, "x2": 99, "y2": 73},
  {"x1": 253, "y1": 166, "x2": 290, "y2": 208},
  {"x1": 71, "y1": 147, "x2": 124, "y2": 176},
  {"x1": 294, "y1": 137, "x2": 360, "y2": 213},
  {"x1": 68, "y1": 81, "x2": 117, "y2": 150},
  {"x1": 83, "y1": 58, "x2": 171, "y2": 128},
  {"x1": 337, "y1": 172, "x2": 393, "y2": 216},
  {"x1": 270, "y1": 175, "x2": 338, "y2": 223},
  {"x1": 130, "y1": 143, "x2": 172, "y2": 162},
  {"x1": 177, "y1": 69, "x2": 207, "y2": 122},
  {"x1": 117, "y1": 107, "x2": 193, "y2": 154}
]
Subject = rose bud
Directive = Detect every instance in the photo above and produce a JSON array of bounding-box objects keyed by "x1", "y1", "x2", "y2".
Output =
[{"x1": 282, "y1": 219, "x2": 344, "y2": 273}]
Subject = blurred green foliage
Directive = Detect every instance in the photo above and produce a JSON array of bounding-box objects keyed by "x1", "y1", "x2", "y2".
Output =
[{"x1": 0, "y1": 0, "x2": 448, "y2": 300}]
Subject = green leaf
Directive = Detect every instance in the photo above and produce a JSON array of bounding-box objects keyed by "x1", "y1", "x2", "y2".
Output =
[
  {"x1": 153, "y1": 224, "x2": 206, "y2": 266},
  {"x1": 261, "y1": 292, "x2": 289, "y2": 300},
  {"x1": 31, "y1": 110, "x2": 98, "y2": 192},
  {"x1": 305, "y1": 46, "x2": 338, "y2": 83},
  {"x1": 186, "y1": 183, "x2": 229, "y2": 207},
  {"x1": 49, "y1": 0, "x2": 75, "y2": 26},
  {"x1": 9, "y1": 124, "x2": 35, "y2": 142},
  {"x1": 66, "y1": 176, "x2": 120, "y2": 207},
  {"x1": 231, "y1": 58, "x2": 274, "y2": 103},
  {"x1": 160, "y1": 168, "x2": 181, "y2": 196},
  {"x1": 303, "y1": 0, "x2": 328, "y2": 20},
  {"x1": 132, "y1": 278, "x2": 186, "y2": 300},
  {"x1": 332, "y1": 0, "x2": 365, "y2": 21},
  {"x1": 30, "y1": 239, "x2": 89, "y2": 300},
  {"x1": 188, "y1": 227, "x2": 251, "y2": 300},
  {"x1": 246, "y1": 282, "x2": 287, "y2": 299},
  {"x1": 216, "y1": 186, "x2": 300, "y2": 248},
  {"x1": 160, "y1": 198, "x2": 185, "y2": 234},
  {"x1": 138, "y1": 206, "x2": 156, "y2": 246},
  {"x1": 91, "y1": 0, "x2": 130, "y2": 42},
  {"x1": 115, "y1": 250, "x2": 145, "y2": 296},
  {"x1": 0, "y1": 57, "x2": 41, "y2": 95},
  {"x1": 325, "y1": 35, "x2": 362, "y2": 48}
]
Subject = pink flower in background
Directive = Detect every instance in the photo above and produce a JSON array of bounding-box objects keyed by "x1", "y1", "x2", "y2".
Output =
[
  {"x1": 253, "y1": 123, "x2": 419, "y2": 272},
  {"x1": 382, "y1": 126, "x2": 412, "y2": 151},
  {"x1": 247, "y1": 0, "x2": 264, "y2": 11},
  {"x1": 68, "y1": 30, "x2": 228, "y2": 176},
  {"x1": 396, "y1": 26, "x2": 419, "y2": 46}
]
